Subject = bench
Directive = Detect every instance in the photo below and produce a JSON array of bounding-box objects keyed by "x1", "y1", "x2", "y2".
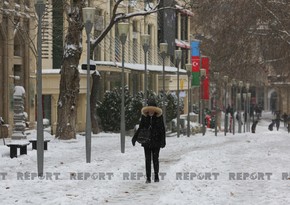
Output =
[
  {"x1": 29, "y1": 139, "x2": 50, "y2": 150},
  {"x1": 6, "y1": 141, "x2": 30, "y2": 158}
]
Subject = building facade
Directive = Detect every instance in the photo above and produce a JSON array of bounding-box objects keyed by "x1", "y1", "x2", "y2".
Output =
[
  {"x1": 43, "y1": 0, "x2": 193, "y2": 134},
  {"x1": 0, "y1": 0, "x2": 193, "y2": 135}
]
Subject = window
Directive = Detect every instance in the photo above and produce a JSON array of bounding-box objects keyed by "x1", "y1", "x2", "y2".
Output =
[{"x1": 180, "y1": 15, "x2": 188, "y2": 41}]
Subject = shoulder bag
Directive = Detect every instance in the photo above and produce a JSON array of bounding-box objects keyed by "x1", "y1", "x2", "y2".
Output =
[
  {"x1": 137, "y1": 117, "x2": 152, "y2": 145},
  {"x1": 136, "y1": 126, "x2": 151, "y2": 144}
]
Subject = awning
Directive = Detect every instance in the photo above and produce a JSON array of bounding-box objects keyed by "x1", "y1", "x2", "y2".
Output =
[{"x1": 175, "y1": 39, "x2": 190, "y2": 49}]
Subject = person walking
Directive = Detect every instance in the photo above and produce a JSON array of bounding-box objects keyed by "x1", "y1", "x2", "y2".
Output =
[{"x1": 132, "y1": 99, "x2": 166, "y2": 183}]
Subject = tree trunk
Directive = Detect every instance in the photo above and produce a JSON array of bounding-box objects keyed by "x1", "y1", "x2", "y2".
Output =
[
  {"x1": 91, "y1": 72, "x2": 101, "y2": 134},
  {"x1": 55, "y1": 1, "x2": 85, "y2": 140}
]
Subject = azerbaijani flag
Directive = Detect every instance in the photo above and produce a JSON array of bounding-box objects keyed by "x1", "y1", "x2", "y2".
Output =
[{"x1": 191, "y1": 41, "x2": 200, "y2": 86}]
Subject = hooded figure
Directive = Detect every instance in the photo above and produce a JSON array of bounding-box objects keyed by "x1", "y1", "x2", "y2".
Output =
[{"x1": 132, "y1": 98, "x2": 166, "y2": 183}]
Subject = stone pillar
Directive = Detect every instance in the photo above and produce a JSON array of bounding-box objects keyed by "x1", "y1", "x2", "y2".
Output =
[{"x1": 11, "y1": 86, "x2": 27, "y2": 140}]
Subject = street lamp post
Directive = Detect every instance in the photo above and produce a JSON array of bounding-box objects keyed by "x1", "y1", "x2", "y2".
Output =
[
  {"x1": 200, "y1": 68, "x2": 206, "y2": 136},
  {"x1": 228, "y1": 82, "x2": 232, "y2": 132},
  {"x1": 238, "y1": 81, "x2": 243, "y2": 133},
  {"x1": 141, "y1": 34, "x2": 150, "y2": 105},
  {"x1": 175, "y1": 50, "x2": 182, "y2": 137},
  {"x1": 247, "y1": 92, "x2": 251, "y2": 132},
  {"x1": 35, "y1": 0, "x2": 46, "y2": 177},
  {"x1": 223, "y1": 76, "x2": 228, "y2": 136},
  {"x1": 231, "y1": 79, "x2": 236, "y2": 135},
  {"x1": 214, "y1": 71, "x2": 219, "y2": 136},
  {"x1": 83, "y1": 7, "x2": 95, "y2": 163},
  {"x1": 186, "y1": 63, "x2": 192, "y2": 137},
  {"x1": 118, "y1": 22, "x2": 129, "y2": 153},
  {"x1": 160, "y1": 43, "x2": 168, "y2": 127},
  {"x1": 243, "y1": 93, "x2": 247, "y2": 133},
  {"x1": 236, "y1": 93, "x2": 240, "y2": 133},
  {"x1": 246, "y1": 83, "x2": 250, "y2": 132}
]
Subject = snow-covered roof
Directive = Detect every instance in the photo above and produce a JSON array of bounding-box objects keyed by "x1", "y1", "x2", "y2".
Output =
[
  {"x1": 41, "y1": 68, "x2": 100, "y2": 76},
  {"x1": 85, "y1": 60, "x2": 187, "y2": 74},
  {"x1": 41, "y1": 61, "x2": 186, "y2": 75}
]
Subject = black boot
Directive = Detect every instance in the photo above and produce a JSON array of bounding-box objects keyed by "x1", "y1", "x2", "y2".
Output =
[
  {"x1": 154, "y1": 174, "x2": 159, "y2": 182},
  {"x1": 145, "y1": 178, "x2": 151, "y2": 184}
]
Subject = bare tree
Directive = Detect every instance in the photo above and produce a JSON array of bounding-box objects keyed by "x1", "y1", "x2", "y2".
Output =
[
  {"x1": 55, "y1": 0, "x2": 85, "y2": 139},
  {"x1": 55, "y1": 0, "x2": 175, "y2": 139},
  {"x1": 189, "y1": 0, "x2": 290, "y2": 83}
]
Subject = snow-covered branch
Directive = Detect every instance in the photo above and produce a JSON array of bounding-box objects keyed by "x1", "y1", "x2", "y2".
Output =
[{"x1": 254, "y1": 0, "x2": 290, "y2": 42}]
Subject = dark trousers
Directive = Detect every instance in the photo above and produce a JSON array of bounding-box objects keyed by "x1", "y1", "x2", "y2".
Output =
[{"x1": 144, "y1": 147, "x2": 160, "y2": 179}]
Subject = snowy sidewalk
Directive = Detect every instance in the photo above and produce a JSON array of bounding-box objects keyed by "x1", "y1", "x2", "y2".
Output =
[{"x1": 1, "y1": 112, "x2": 290, "y2": 205}]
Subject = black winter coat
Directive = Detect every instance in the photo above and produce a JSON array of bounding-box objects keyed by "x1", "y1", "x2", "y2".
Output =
[{"x1": 133, "y1": 106, "x2": 166, "y2": 148}]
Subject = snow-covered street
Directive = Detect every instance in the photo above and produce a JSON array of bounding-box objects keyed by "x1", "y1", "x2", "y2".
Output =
[{"x1": 1, "y1": 111, "x2": 290, "y2": 205}]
